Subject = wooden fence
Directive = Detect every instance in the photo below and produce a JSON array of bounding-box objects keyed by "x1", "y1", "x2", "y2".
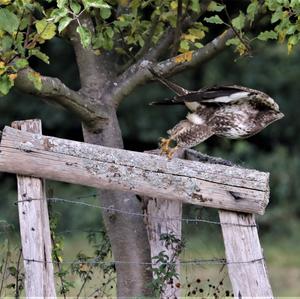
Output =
[{"x1": 0, "y1": 119, "x2": 274, "y2": 298}]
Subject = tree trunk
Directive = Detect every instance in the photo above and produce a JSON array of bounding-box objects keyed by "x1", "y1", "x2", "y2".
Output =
[{"x1": 82, "y1": 107, "x2": 154, "y2": 297}]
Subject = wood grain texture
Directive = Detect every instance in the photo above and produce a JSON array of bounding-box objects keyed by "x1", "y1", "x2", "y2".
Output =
[
  {"x1": 12, "y1": 120, "x2": 56, "y2": 299},
  {"x1": 0, "y1": 126, "x2": 269, "y2": 214},
  {"x1": 186, "y1": 149, "x2": 273, "y2": 298},
  {"x1": 145, "y1": 150, "x2": 184, "y2": 299},
  {"x1": 219, "y1": 211, "x2": 273, "y2": 298}
]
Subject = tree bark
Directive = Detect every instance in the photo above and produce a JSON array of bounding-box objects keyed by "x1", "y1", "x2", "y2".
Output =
[
  {"x1": 82, "y1": 108, "x2": 154, "y2": 297},
  {"x1": 66, "y1": 17, "x2": 155, "y2": 295}
]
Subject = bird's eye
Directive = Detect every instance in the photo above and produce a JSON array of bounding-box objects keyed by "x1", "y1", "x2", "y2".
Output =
[{"x1": 255, "y1": 102, "x2": 269, "y2": 111}]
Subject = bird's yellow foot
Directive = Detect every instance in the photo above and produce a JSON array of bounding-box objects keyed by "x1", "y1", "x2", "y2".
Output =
[
  {"x1": 159, "y1": 138, "x2": 177, "y2": 159},
  {"x1": 159, "y1": 138, "x2": 171, "y2": 155},
  {"x1": 167, "y1": 146, "x2": 178, "y2": 159}
]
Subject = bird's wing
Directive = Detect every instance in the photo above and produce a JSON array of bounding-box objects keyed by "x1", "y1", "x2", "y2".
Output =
[
  {"x1": 150, "y1": 85, "x2": 254, "y2": 106},
  {"x1": 149, "y1": 68, "x2": 189, "y2": 96}
]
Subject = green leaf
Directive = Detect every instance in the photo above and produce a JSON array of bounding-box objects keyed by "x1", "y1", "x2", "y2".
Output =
[
  {"x1": 100, "y1": 7, "x2": 111, "y2": 19},
  {"x1": 188, "y1": 28, "x2": 205, "y2": 39},
  {"x1": 32, "y1": 2, "x2": 46, "y2": 16},
  {"x1": 58, "y1": 16, "x2": 72, "y2": 33},
  {"x1": 190, "y1": 0, "x2": 200, "y2": 13},
  {"x1": 246, "y1": 0, "x2": 259, "y2": 24},
  {"x1": 0, "y1": 8, "x2": 20, "y2": 34},
  {"x1": 232, "y1": 12, "x2": 246, "y2": 30},
  {"x1": 0, "y1": 61, "x2": 7, "y2": 75},
  {"x1": 92, "y1": 32, "x2": 105, "y2": 48},
  {"x1": 50, "y1": 8, "x2": 68, "y2": 22},
  {"x1": 0, "y1": 74, "x2": 14, "y2": 95},
  {"x1": 179, "y1": 39, "x2": 189, "y2": 51},
  {"x1": 257, "y1": 30, "x2": 278, "y2": 41},
  {"x1": 15, "y1": 33, "x2": 25, "y2": 57},
  {"x1": 105, "y1": 27, "x2": 114, "y2": 38},
  {"x1": 15, "y1": 58, "x2": 29, "y2": 70},
  {"x1": 226, "y1": 37, "x2": 240, "y2": 46},
  {"x1": 35, "y1": 20, "x2": 56, "y2": 40},
  {"x1": 286, "y1": 24, "x2": 296, "y2": 35},
  {"x1": 0, "y1": 35, "x2": 13, "y2": 52},
  {"x1": 57, "y1": 0, "x2": 67, "y2": 9},
  {"x1": 271, "y1": 7, "x2": 284, "y2": 23},
  {"x1": 83, "y1": 0, "x2": 110, "y2": 9},
  {"x1": 19, "y1": 15, "x2": 31, "y2": 30},
  {"x1": 29, "y1": 48, "x2": 50, "y2": 64},
  {"x1": 76, "y1": 26, "x2": 91, "y2": 48},
  {"x1": 207, "y1": 1, "x2": 225, "y2": 12},
  {"x1": 204, "y1": 15, "x2": 224, "y2": 24},
  {"x1": 70, "y1": 0, "x2": 81, "y2": 14},
  {"x1": 27, "y1": 71, "x2": 42, "y2": 91}
]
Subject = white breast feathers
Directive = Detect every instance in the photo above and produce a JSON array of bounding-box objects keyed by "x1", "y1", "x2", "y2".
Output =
[{"x1": 186, "y1": 113, "x2": 205, "y2": 125}]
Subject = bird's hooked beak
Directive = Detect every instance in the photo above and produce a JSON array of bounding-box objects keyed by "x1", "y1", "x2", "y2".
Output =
[{"x1": 276, "y1": 111, "x2": 285, "y2": 120}]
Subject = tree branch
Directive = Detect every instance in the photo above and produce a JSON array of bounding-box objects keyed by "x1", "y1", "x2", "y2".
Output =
[
  {"x1": 144, "y1": 0, "x2": 211, "y2": 62},
  {"x1": 170, "y1": 0, "x2": 183, "y2": 57},
  {"x1": 111, "y1": 28, "x2": 235, "y2": 106},
  {"x1": 15, "y1": 68, "x2": 109, "y2": 125},
  {"x1": 155, "y1": 28, "x2": 235, "y2": 76}
]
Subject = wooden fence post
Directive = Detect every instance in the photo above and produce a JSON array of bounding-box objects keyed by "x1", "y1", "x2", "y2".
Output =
[
  {"x1": 145, "y1": 150, "x2": 184, "y2": 299},
  {"x1": 219, "y1": 211, "x2": 273, "y2": 298},
  {"x1": 12, "y1": 120, "x2": 56, "y2": 299},
  {"x1": 185, "y1": 149, "x2": 273, "y2": 298},
  {"x1": 146, "y1": 198, "x2": 182, "y2": 298}
]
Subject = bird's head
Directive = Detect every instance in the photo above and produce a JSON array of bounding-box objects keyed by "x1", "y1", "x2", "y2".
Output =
[
  {"x1": 259, "y1": 107, "x2": 284, "y2": 128},
  {"x1": 257, "y1": 93, "x2": 284, "y2": 125}
]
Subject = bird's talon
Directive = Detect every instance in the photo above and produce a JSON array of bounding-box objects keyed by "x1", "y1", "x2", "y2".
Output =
[
  {"x1": 159, "y1": 138, "x2": 172, "y2": 156},
  {"x1": 167, "y1": 146, "x2": 178, "y2": 159},
  {"x1": 159, "y1": 138, "x2": 178, "y2": 159}
]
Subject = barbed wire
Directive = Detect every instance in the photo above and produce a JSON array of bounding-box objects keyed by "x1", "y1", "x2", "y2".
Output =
[
  {"x1": 22, "y1": 256, "x2": 264, "y2": 266},
  {"x1": 15, "y1": 196, "x2": 257, "y2": 228}
]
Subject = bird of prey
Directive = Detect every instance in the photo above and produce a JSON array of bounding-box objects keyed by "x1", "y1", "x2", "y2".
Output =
[{"x1": 149, "y1": 69, "x2": 284, "y2": 157}]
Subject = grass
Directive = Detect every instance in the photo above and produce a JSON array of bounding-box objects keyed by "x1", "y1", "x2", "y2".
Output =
[
  {"x1": 60, "y1": 231, "x2": 300, "y2": 297},
  {"x1": 0, "y1": 231, "x2": 300, "y2": 298}
]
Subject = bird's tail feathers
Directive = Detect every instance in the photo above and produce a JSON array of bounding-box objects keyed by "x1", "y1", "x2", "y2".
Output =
[
  {"x1": 148, "y1": 68, "x2": 189, "y2": 96},
  {"x1": 149, "y1": 98, "x2": 184, "y2": 106}
]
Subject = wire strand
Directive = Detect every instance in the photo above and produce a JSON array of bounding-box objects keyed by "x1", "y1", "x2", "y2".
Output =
[
  {"x1": 22, "y1": 257, "x2": 264, "y2": 266},
  {"x1": 15, "y1": 196, "x2": 257, "y2": 228}
]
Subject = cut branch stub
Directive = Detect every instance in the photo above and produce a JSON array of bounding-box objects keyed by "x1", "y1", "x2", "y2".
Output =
[{"x1": 0, "y1": 126, "x2": 269, "y2": 214}]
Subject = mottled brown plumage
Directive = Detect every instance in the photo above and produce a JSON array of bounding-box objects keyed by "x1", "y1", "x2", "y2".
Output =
[{"x1": 149, "y1": 69, "x2": 284, "y2": 155}]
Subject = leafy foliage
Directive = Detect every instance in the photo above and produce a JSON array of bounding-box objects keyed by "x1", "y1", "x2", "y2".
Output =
[
  {"x1": 0, "y1": 0, "x2": 299, "y2": 95},
  {"x1": 0, "y1": 223, "x2": 24, "y2": 298},
  {"x1": 151, "y1": 232, "x2": 185, "y2": 296}
]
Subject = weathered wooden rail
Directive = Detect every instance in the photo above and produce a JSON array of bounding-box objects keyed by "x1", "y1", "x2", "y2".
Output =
[{"x1": 0, "y1": 125, "x2": 269, "y2": 215}]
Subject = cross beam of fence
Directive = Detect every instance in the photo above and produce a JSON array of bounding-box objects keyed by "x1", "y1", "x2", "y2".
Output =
[{"x1": 0, "y1": 126, "x2": 269, "y2": 214}]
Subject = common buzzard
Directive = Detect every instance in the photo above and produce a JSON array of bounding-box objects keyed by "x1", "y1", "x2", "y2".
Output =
[{"x1": 149, "y1": 69, "x2": 284, "y2": 157}]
